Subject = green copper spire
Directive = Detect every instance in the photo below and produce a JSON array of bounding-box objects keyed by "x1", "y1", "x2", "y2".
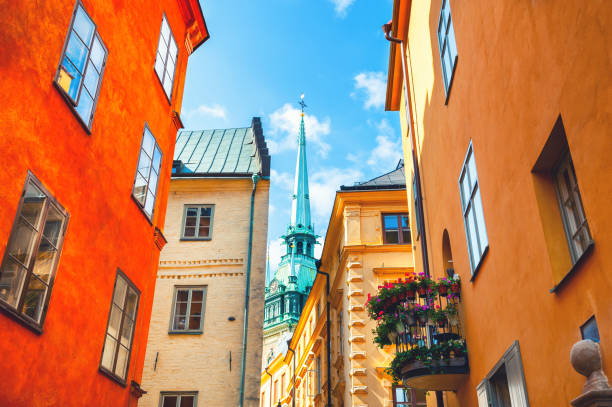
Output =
[{"x1": 291, "y1": 95, "x2": 312, "y2": 230}]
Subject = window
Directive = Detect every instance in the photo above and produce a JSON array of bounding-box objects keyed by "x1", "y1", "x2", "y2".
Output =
[
  {"x1": 181, "y1": 205, "x2": 214, "y2": 240},
  {"x1": 459, "y1": 143, "x2": 488, "y2": 273},
  {"x1": 170, "y1": 286, "x2": 206, "y2": 333},
  {"x1": 297, "y1": 242, "x2": 303, "y2": 255},
  {"x1": 412, "y1": 176, "x2": 422, "y2": 239},
  {"x1": 338, "y1": 311, "x2": 344, "y2": 355},
  {"x1": 132, "y1": 125, "x2": 163, "y2": 219},
  {"x1": 154, "y1": 15, "x2": 179, "y2": 100},
  {"x1": 0, "y1": 173, "x2": 68, "y2": 330},
  {"x1": 437, "y1": 0, "x2": 458, "y2": 97},
  {"x1": 55, "y1": 1, "x2": 107, "y2": 129},
  {"x1": 100, "y1": 271, "x2": 139, "y2": 383},
  {"x1": 554, "y1": 154, "x2": 592, "y2": 263},
  {"x1": 476, "y1": 341, "x2": 529, "y2": 407},
  {"x1": 274, "y1": 379, "x2": 279, "y2": 402},
  {"x1": 392, "y1": 386, "x2": 427, "y2": 406},
  {"x1": 316, "y1": 356, "x2": 322, "y2": 394},
  {"x1": 581, "y1": 316, "x2": 600, "y2": 343},
  {"x1": 383, "y1": 213, "x2": 411, "y2": 244},
  {"x1": 160, "y1": 392, "x2": 197, "y2": 407}
]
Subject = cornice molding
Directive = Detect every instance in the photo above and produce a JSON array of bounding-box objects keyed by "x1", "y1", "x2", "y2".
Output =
[
  {"x1": 158, "y1": 271, "x2": 244, "y2": 280},
  {"x1": 159, "y1": 258, "x2": 244, "y2": 269}
]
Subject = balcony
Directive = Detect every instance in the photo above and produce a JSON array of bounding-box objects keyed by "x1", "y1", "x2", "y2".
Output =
[{"x1": 366, "y1": 273, "x2": 469, "y2": 391}]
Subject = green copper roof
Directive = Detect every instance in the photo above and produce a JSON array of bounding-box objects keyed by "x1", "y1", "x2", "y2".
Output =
[
  {"x1": 173, "y1": 117, "x2": 270, "y2": 177},
  {"x1": 290, "y1": 115, "x2": 312, "y2": 230}
]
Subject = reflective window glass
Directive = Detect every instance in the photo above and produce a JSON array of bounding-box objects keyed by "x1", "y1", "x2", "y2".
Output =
[{"x1": 154, "y1": 15, "x2": 179, "y2": 100}]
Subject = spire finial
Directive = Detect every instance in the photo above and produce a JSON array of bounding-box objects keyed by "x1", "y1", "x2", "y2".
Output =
[{"x1": 299, "y1": 93, "x2": 307, "y2": 116}]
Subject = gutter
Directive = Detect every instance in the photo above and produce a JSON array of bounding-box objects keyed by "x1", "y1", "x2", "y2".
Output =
[
  {"x1": 239, "y1": 173, "x2": 261, "y2": 407},
  {"x1": 316, "y1": 268, "x2": 332, "y2": 407},
  {"x1": 383, "y1": 23, "x2": 430, "y2": 277},
  {"x1": 264, "y1": 367, "x2": 273, "y2": 407}
]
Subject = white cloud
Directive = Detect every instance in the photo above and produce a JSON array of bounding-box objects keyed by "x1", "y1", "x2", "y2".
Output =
[
  {"x1": 353, "y1": 71, "x2": 386, "y2": 109},
  {"x1": 268, "y1": 103, "x2": 331, "y2": 158},
  {"x1": 367, "y1": 119, "x2": 403, "y2": 172},
  {"x1": 186, "y1": 104, "x2": 227, "y2": 120},
  {"x1": 270, "y1": 169, "x2": 294, "y2": 192},
  {"x1": 310, "y1": 167, "x2": 363, "y2": 220},
  {"x1": 330, "y1": 0, "x2": 355, "y2": 17}
]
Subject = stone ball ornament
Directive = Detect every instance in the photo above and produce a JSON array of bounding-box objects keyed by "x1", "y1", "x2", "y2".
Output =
[{"x1": 570, "y1": 339, "x2": 611, "y2": 394}]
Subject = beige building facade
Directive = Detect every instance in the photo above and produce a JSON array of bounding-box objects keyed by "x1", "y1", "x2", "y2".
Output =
[
  {"x1": 260, "y1": 164, "x2": 421, "y2": 407},
  {"x1": 140, "y1": 119, "x2": 270, "y2": 407}
]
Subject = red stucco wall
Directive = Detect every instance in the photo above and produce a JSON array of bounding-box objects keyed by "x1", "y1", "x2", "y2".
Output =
[
  {"x1": 0, "y1": 0, "x2": 206, "y2": 405},
  {"x1": 398, "y1": 0, "x2": 611, "y2": 405}
]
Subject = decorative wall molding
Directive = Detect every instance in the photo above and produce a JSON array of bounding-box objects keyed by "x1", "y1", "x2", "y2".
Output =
[
  {"x1": 159, "y1": 258, "x2": 244, "y2": 269},
  {"x1": 158, "y1": 271, "x2": 244, "y2": 280}
]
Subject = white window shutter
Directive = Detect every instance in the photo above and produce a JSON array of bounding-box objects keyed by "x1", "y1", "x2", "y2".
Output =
[
  {"x1": 505, "y1": 342, "x2": 530, "y2": 407},
  {"x1": 476, "y1": 381, "x2": 490, "y2": 407}
]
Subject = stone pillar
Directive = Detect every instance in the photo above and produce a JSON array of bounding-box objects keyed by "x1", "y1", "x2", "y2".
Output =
[{"x1": 570, "y1": 340, "x2": 612, "y2": 407}]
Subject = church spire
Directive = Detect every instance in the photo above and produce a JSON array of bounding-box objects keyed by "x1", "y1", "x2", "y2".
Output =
[{"x1": 290, "y1": 94, "x2": 312, "y2": 230}]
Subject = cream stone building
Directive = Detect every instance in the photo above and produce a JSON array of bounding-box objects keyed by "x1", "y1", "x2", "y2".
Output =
[
  {"x1": 140, "y1": 118, "x2": 270, "y2": 407},
  {"x1": 260, "y1": 163, "x2": 425, "y2": 407}
]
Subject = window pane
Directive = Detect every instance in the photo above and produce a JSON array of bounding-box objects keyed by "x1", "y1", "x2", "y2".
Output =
[
  {"x1": 83, "y1": 62, "x2": 100, "y2": 96},
  {"x1": 185, "y1": 217, "x2": 197, "y2": 227},
  {"x1": 396, "y1": 387, "x2": 410, "y2": 402},
  {"x1": 8, "y1": 219, "x2": 38, "y2": 266},
  {"x1": 163, "y1": 396, "x2": 178, "y2": 407},
  {"x1": 65, "y1": 31, "x2": 89, "y2": 73},
  {"x1": 73, "y1": 6, "x2": 95, "y2": 46},
  {"x1": 163, "y1": 72, "x2": 172, "y2": 96},
  {"x1": 107, "y1": 304, "x2": 122, "y2": 338},
  {"x1": 43, "y1": 205, "x2": 64, "y2": 246},
  {"x1": 114, "y1": 345, "x2": 129, "y2": 378},
  {"x1": 191, "y1": 290, "x2": 203, "y2": 302},
  {"x1": 137, "y1": 151, "x2": 152, "y2": 179},
  {"x1": 189, "y1": 316, "x2": 201, "y2": 330},
  {"x1": 101, "y1": 335, "x2": 117, "y2": 370},
  {"x1": 466, "y1": 207, "x2": 479, "y2": 265},
  {"x1": 169, "y1": 40, "x2": 178, "y2": 62},
  {"x1": 384, "y1": 215, "x2": 398, "y2": 229},
  {"x1": 20, "y1": 275, "x2": 48, "y2": 322},
  {"x1": 190, "y1": 301, "x2": 202, "y2": 315},
  {"x1": 402, "y1": 230, "x2": 411, "y2": 244},
  {"x1": 120, "y1": 317, "x2": 133, "y2": 346},
  {"x1": 443, "y1": 46, "x2": 453, "y2": 87},
  {"x1": 149, "y1": 171, "x2": 159, "y2": 195},
  {"x1": 448, "y1": 19, "x2": 458, "y2": 61},
  {"x1": 161, "y1": 17, "x2": 170, "y2": 42},
  {"x1": 200, "y1": 207, "x2": 212, "y2": 216},
  {"x1": 133, "y1": 173, "x2": 147, "y2": 205},
  {"x1": 174, "y1": 315, "x2": 186, "y2": 330},
  {"x1": 154, "y1": 52, "x2": 166, "y2": 80},
  {"x1": 199, "y1": 217, "x2": 210, "y2": 227},
  {"x1": 113, "y1": 277, "x2": 128, "y2": 308},
  {"x1": 177, "y1": 302, "x2": 187, "y2": 315},
  {"x1": 58, "y1": 58, "x2": 82, "y2": 99},
  {"x1": 180, "y1": 396, "x2": 195, "y2": 407},
  {"x1": 183, "y1": 227, "x2": 196, "y2": 237},
  {"x1": 144, "y1": 189, "x2": 155, "y2": 216},
  {"x1": 32, "y1": 237, "x2": 58, "y2": 283},
  {"x1": 187, "y1": 208, "x2": 198, "y2": 217},
  {"x1": 152, "y1": 147, "x2": 162, "y2": 173},
  {"x1": 89, "y1": 36, "x2": 105, "y2": 71},
  {"x1": 0, "y1": 259, "x2": 27, "y2": 307},
  {"x1": 385, "y1": 231, "x2": 400, "y2": 244},
  {"x1": 401, "y1": 215, "x2": 409, "y2": 229},
  {"x1": 473, "y1": 188, "x2": 488, "y2": 250},
  {"x1": 125, "y1": 288, "x2": 138, "y2": 320},
  {"x1": 22, "y1": 184, "x2": 46, "y2": 229},
  {"x1": 198, "y1": 226, "x2": 209, "y2": 238},
  {"x1": 177, "y1": 290, "x2": 189, "y2": 301},
  {"x1": 75, "y1": 89, "x2": 94, "y2": 123},
  {"x1": 468, "y1": 153, "x2": 478, "y2": 189},
  {"x1": 142, "y1": 129, "x2": 155, "y2": 157}
]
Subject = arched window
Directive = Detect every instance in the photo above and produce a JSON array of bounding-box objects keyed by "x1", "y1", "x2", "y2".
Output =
[
  {"x1": 297, "y1": 242, "x2": 303, "y2": 255},
  {"x1": 442, "y1": 229, "x2": 454, "y2": 277}
]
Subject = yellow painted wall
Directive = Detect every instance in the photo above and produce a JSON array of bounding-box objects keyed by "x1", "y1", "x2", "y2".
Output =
[{"x1": 140, "y1": 177, "x2": 269, "y2": 407}]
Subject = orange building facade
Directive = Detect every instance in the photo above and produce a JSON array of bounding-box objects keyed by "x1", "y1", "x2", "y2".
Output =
[
  {"x1": 384, "y1": 0, "x2": 611, "y2": 406},
  {"x1": 0, "y1": 1, "x2": 208, "y2": 405}
]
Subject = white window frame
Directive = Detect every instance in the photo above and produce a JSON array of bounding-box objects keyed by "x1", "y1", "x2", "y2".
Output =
[
  {"x1": 437, "y1": 0, "x2": 458, "y2": 98},
  {"x1": 553, "y1": 154, "x2": 593, "y2": 263},
  {"x1": 459, "y1": 142, "x2": 489, "y2": 274},
  {"x1": 154, "y1": 14, "x2": 179, "y2": 101},
  {"x1": 169, "y1": 286, "x2": 206, "y2": 333},
  {"x1": 132, "y1": 124, "x2": 163, "y2": 219},
  {"x1": 180, "y1": 204, "x2": 214, "y2": 240}
]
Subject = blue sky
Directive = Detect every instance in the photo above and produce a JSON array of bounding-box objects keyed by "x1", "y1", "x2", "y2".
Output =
[{"x1": 182, "y1": 0, "x2": 402, "y2": 273}]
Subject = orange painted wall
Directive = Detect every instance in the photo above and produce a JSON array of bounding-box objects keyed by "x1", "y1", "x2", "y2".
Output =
[
  {"x1": 390, "y1": 0, "x2": 611, "y2": 405},
  {"x1": 0, "y1": 1, "x2": 206, "y2": 405}
]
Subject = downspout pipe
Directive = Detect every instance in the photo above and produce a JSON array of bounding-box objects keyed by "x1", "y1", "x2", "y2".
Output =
[
  {"x1": 287, "y1": 347, "x2": 296, "y2": 407},
  {"x1": 383, "y1": 23, "x2": 431, "y2": 277},
  {"x1": 239, "y1": 173, "x2": 261, "y2": 407},
  {"x1": 316, "y1": 267, "x2": 332, "y2": 407}
]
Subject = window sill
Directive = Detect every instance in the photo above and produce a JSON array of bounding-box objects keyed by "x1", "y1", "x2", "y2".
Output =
[
  {"x1": 550, "y1": 241, "x2": 595, "y2": 294},
  {"x1": 0, "y1": 300, "x2": 43, "y2": 335},
  {"x1": 52, "y1": 81, "x2": 93, "y2": 135},
  {"x1": 99, "y1": 366, "x2": 127, "y2": 387},
  {"x1": 168, "y1": 330, "x2": 203, "y2": 335},
  {"x1": 179, "y1": 237, "x2": 212, "y2": 242},
  {"x1": 131, "y1": 194, "x2": 154, "y2": 226},
  {"x1": 469, "y1": 245, "x2": 489, "y2": 282}
]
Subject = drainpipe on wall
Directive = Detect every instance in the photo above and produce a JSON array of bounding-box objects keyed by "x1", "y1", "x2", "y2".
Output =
[
  {"x1": 287, "y1": 347, "x2": 296, "y2": 407},
  {"x1": 239, "y1": 173, "x2": 260, "y2": 407},
  {"x1": 316, "y1": 268, "x2": 332, "y2": 407},
  {"x1": 383, "y1": 23, "x2": 430, "y2": 277},
  {"x1": 264, "y1": 367, "x2": 273, "y2": 407}
]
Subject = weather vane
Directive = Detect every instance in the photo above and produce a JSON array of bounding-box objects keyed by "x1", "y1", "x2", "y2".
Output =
[{"x1": 299, "y1": 93, "x2": 307, "y2": 115}]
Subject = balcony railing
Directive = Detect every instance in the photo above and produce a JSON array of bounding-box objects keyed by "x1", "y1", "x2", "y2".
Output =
[{"x1": 366, "y1": 272, "x2": 469, "y2": 391}]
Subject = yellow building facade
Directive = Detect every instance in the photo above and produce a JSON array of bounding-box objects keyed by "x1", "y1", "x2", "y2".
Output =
[
  {"x1": 140, "y1": 120, "x2": 270, "y2": 407},
  {"x1": 260, "y1": 165, "x2": 423, "y2": 407}
]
